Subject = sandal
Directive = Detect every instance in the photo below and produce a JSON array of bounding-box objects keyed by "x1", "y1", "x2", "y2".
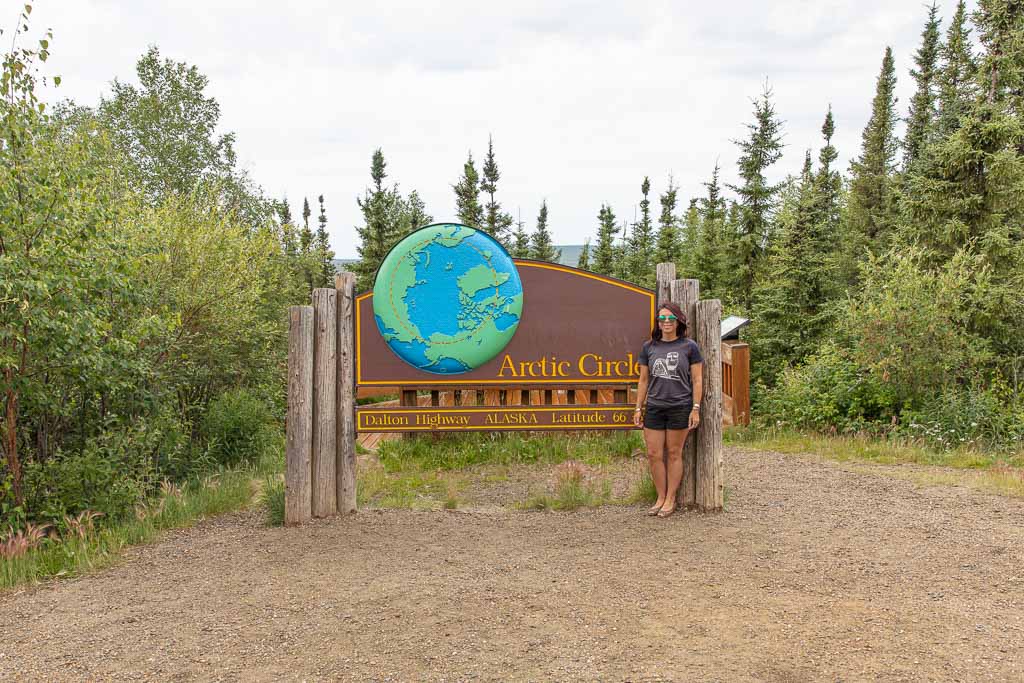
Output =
[
  {"x1": 647, "y1": 503, "x2": 664, "y2": 516},
  {"x1": 657, "y1": 505, "x2": 677, "y2": 518}
]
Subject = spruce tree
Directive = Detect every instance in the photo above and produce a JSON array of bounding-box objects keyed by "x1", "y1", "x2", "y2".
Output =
[
  {"x1": 299, "y1": 195, "x2": 315, "y2": 291},
  {"x1": 316, "y1": 194, "x2": 336, "y2": 286},
  {"x1": 900, "y1": 0, "x2": 1024, "y2": 359},
  {"x1": 624, "y1": 177, "x2": 655, "y2": 285},
  {"x1": 592, "y1": 203, "x2": 619, "y2": 276},
  {"x1": 697, "y1": 164, "x2": 727, "y2": 296},
  {"x1": 613, "y1": 220, "x2": 631, "y2": 281},
  {"x1": 654, "y1": 178, "x2": 680, "y2": 266},
  {"x1": 847, "y1": 47, "x2": 900, "y2": 258},
  {"x1": 815, "y1": 106, "x2": 842, "y2": 232},
  {"x1": 511, "y1": 210, "x2": 531, "y2": 258},
  {"x1": 903, "y1": 0, "x2": 1024, "y2": 268},
  {"x1": 480, "y1": 136, "x2": 514, "y2": 244},
  {"x1": 453, "y1": 152, "x2": 484, "y2": 227},
  {"x1": 937, "y1": 0, "x2": 977, "y2": 136},
  {"x1": 577, "y1": 239, "x2": 591, "y2": 270},
  {"x1": 728, "y1": 86, "x2": 785, "y2": 309},
  {"x1": 813, "y1": 107, "x2": 846, "y2": 293},
  {"x1": 679, "y1": 198, "x2": 701, "y2": 277},
  {"x1": 903, "y1": 3, "x2": 942, "y2": 171},
  {"x1": 402, "y1": 190, "x2": 431, "y2": 234},
  {"x1": 279, "y1": 198, "x2": 298, "y2": 257},
  {"x1": 353, "y1": 149, "x2": 396, "y2": 291},
  {"x1": 529, "y1": 200, "x2": 561, "y2": 262},
  {"x1": 753, "y1": 152, "x2": 828, "y2": 379}
]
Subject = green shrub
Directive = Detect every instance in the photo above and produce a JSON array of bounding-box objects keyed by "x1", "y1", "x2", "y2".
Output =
[
  {"x1": 22, "y1": 431, "x2": 156, "y2": 528},
  {"x1": 260, "y1": 475, "x2": 285, "y2": 526},
  {"x1": 201, "y1": 389, "x2": 276, "y2": 468},
  {"x1": 758, "y1": 342, "x2": 899, "y2": 434},
  {"x1": 899, "y1": 380, "x2": 1024, "y2": 452}
]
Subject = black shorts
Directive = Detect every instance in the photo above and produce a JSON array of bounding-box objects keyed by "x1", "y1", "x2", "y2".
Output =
[{"x1": 643, "y1": 403, "x2": 692, "y2": 430}]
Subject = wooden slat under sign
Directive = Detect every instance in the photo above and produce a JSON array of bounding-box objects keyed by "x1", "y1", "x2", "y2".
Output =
[{"x1": 356, "y1": 404, "x2": 637, "y2": 432}]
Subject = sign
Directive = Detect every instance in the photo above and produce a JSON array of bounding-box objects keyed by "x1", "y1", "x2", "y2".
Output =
[
  {"x1": 357, "y1": 232, "x2": 655, "y2": 387},
  {"x1": 356, "y1": 404, "x2": 636, "y2": 433}
]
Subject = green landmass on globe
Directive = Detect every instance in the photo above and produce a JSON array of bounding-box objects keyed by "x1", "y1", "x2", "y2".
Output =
[{"x1": 372, "y1": 224, "x2": 524, "y2": 374}]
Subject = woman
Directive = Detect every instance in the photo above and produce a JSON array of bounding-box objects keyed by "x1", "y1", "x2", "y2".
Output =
[{"x1": 633, "y1": 302, "x2": 703, "y2": 518}]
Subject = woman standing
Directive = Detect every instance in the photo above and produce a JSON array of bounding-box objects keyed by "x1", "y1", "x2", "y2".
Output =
[{"x1": 633, "y1": 302, "x2": 703, "y2": 518}]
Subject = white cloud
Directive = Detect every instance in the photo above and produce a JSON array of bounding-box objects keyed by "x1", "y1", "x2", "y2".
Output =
[{"x1": 24, "y1": 0, "x2": 967, "y2": 256}]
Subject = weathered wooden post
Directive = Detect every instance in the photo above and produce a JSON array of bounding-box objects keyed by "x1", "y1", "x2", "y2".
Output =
[
  {"x1": 286, "y1": 306, "x2": 314, "y2": 525},
  {"x1": 312, "y1": 288, "x2": 338, "y2": 517},
  {"x1": 335, "y1": 273, "x2": 357, "y2": 514},
  {"x1": 671, "y1": 278, "x2": 700, "y2": 509},
  {"x1": 695, "y1": 298, "x2": 724, "y2": 511},
  {"x1": 655, "y1": 262, "x2": 675, "y2": 306}
]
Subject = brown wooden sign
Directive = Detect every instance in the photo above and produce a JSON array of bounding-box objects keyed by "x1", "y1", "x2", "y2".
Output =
[
  {"x1": 356, "y1": 260, "x2": 655, "y2": 387},
  {"x1": 356, "y1": 404, "x2": 636, "y2": 433}
]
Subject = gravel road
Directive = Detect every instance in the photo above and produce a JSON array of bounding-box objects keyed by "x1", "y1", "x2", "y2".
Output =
[{"x1": 2, "y1": 447, "x2": 1022, "y2": 682}]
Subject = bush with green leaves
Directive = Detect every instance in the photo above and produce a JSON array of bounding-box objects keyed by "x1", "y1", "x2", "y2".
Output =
[
  {"x1": 22, "y1": 430, "x2": 157, "y2": 528},
  {"x1": 899, "y1": 380, "x2": 1024, "y2": 452},
  {"x1": 201, "y1": 389, "x2": 277, "y2": 468},
  {"x1": 758, "y1": 342, "x2": 899, "y2": 434}
]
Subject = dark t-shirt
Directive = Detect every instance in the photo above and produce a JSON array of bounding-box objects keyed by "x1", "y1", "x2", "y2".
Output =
[{"x1": 639, "y1": 337, "x2": 704, "y2": 408}]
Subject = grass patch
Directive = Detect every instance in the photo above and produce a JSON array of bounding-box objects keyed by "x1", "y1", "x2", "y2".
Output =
[
  {"x1": 519, "y1": 461, "x2": 614, "y2": 511},
  {"x1": 357, "y1": 461, "x2": 467, "y2": 510},
  {"x1": 1, "y1": 466, "x2": 264, "y2": 590},
  {"x1": 725, "y1": 425, "x2": 1024, "y2": 469},
  {"x1": 624, "y1": 466, "x2": 657, "y2": 505},
  {"x1": 378, "y1": 431, "x2": 643, "y2": 472},
  {"x1": 363, "y1": 432, "x2": 643, "y2": 511},
  {"x1": 726, "y1": 425, "x2": 1024, "y2": 498},
  {"x1": 261, "y1": 474, "x2": 286, "y2": 526}
]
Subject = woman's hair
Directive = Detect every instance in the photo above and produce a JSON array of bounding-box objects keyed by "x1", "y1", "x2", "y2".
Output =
[{"x1": 650, "y1": 301, "x2": 687, "y2": 341}]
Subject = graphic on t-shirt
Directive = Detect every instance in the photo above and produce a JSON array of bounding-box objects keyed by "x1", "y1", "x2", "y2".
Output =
[
  {"x1": 652, "y1": 351, "x2": 681, "y2": 381},
  {"x1": 665, "y1": 351, "x2": 679, "y2": 373}
]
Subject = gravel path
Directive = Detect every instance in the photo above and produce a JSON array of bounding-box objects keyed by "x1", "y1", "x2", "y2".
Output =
[{"x1": 2, "y1": 447, "x2": 1023, "y2": 682}]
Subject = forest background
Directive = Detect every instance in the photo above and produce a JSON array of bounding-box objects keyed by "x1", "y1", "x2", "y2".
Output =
[{"x1": 2, "y1": 1, "x2": 1023, "y2": 541}]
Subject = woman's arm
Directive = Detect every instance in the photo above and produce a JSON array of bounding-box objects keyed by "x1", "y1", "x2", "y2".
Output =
[
  {"x1": 689, "y1": 362, "x2": 703, "y2": 430},
  {"x1": 634, "y1": 366, "x2": 649, "y2": 427}
]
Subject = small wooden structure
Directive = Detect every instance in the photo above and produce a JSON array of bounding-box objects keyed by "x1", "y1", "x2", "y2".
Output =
[{"x1": 721, "y1": 340, "x2": 750, "y2": 427}]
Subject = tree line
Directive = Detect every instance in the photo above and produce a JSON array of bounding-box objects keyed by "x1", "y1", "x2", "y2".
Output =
[
  {"x1": 1, "y1": 10, "x2": 331, "y2": 525},
  {"x1": 347, "y1": 1, "x2": 1024, "y2": 450},
  {"x1": 4, "y1": 0, "x2": 1022, "y2": 536}
]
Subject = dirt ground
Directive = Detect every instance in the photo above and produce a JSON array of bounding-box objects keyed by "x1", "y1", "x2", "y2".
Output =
[{"x1": 2, "y1": 447, "x2": 1023, "y2": 682}]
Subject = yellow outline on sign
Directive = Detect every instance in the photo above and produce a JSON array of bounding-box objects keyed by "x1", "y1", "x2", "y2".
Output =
[{"x1": 355, "y1": 260, "x2": 656, "y2": 386}]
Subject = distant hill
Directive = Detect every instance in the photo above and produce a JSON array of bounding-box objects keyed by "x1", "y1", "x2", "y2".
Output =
[{"x1": 334, "y1": 245, "x2": 587, "y2": 274}]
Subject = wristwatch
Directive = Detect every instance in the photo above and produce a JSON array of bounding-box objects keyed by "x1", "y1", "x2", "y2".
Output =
[{"x1": 692, "y1": 403, "x2": 700, "y2": 410}]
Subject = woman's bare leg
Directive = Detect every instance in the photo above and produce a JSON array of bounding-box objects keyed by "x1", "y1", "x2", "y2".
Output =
[
  {"x1": 644, "y1": 428, "x2": 668, "y2": 509},
  {"x1": 662, "y1": 428, "x2": 689, "y2": 511}
]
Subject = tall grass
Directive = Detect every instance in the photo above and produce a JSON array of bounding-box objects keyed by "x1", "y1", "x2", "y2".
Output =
[{"x1": 1, "y1": 458, "x2": 278, "y2": 590}]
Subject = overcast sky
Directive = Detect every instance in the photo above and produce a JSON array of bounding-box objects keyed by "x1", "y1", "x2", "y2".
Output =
[{"x1": 24, "y1": 1, "x2": 973, "y2": 257}]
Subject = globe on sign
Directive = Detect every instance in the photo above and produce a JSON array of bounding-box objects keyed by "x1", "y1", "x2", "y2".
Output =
[{"x1": 372, "y1": 223, "x2": 524, "y2": 374}]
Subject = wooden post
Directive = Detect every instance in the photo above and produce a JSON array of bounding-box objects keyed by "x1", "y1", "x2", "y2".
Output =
[
  {"x1": 400, "y1": 387, "x2": 418, "y2": 440},
  {"x1": 671, "y1": 279, "x2": 700, "y2": 508},
  {"x1": 286, "y1": 306, "x2": 314, "y2": 525},
  {"x1": 695, "y1": 299, "x2": 724, "y2": 512},
  {"x1": 655, "y1": 262, "x2": 676, "y2": 305},
  {"x1": 335, "y1": 272, "x2": 357, "y2": 514},
  {"x1": 312, "y1": 288, "x2": 338, "y2": 517}
]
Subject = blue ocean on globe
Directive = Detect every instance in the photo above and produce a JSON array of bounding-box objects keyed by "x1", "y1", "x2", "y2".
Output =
[{"x1": 372, "y1": 224, "x2": 524, "y2": 374}]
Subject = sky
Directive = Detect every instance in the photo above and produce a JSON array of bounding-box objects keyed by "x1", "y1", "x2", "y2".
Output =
[{"x1": 20, "y1": 0, "x2": 973, "y2": 257}]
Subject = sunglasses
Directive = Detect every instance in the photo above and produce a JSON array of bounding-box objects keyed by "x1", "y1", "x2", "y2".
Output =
[{"x1": 657, "y1": 315, "x2": 678, "y2": 321}]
